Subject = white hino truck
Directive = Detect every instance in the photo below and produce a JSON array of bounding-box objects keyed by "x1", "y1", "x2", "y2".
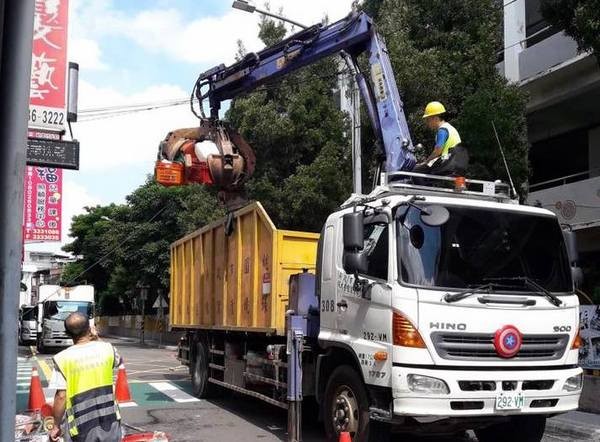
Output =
[
  {"x1": 36, "y1": 284, "x2": 95, "y2": 353},
  {"x1": 162, "y1": 10, "x2": 583, "y2": 442}
]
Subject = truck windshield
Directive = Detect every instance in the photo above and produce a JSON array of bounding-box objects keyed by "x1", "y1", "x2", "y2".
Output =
[
  {"x1": 43, "y1": 301, "x2": 93, "y2": 320},
  {"x1": 21, "y1": 308, "x2": 37, "y2": 321},
  {"x1": 398, "y1": 206, "x2": 572, "y2": 293}
]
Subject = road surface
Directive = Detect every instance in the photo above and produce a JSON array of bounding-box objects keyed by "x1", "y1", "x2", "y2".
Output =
[{"x1": 16, "y1": 337, "x2": 600, "y2": 441}]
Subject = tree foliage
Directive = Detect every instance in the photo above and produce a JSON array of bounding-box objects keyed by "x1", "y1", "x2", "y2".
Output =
[
  {"x1": 61, "y1": 179, "x2": 222, "y2": 312},
  {"x1": 363, "y1": 0, "x2": 529, "y2": 188},
  {"x1": 226, "y1": 16, "x2": 353, "y2": 232},
  {"x1": 63, "y1": 3, "x2": 533, "y2": 312},
  {"x1": 540, "y1": 0, "x2": 600, "y2": 63}
]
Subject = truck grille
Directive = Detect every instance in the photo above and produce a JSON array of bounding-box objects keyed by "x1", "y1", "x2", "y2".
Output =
[
  {"x1": 51, "y1": 331, "x2": 69, "y2": 339},
  {"x1": 431, "y1": 332, "x2": 569, "y2": 361}
]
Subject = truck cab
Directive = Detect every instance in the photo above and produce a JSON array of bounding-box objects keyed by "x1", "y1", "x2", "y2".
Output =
[
  {"x1": 36, "y1": 285, "x2": 95, "y2": 353},
  {"x1": 316, "y1": 174, "x2": 582, "y2": 440},
  {"x1": 18, "y1": 305, "x2": 38, "y2": 344}
]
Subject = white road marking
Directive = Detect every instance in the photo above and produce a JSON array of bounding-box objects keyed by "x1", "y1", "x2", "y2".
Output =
[{"x1": 149, "y1": 382, "x2": 200, "y2": 403}]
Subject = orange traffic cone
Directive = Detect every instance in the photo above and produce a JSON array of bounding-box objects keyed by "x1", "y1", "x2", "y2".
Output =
[
  {"x1": 115, "y1": 363, "x2": 133, "y2": 403},
  {"x1": 27, "y1": 367, "x2": 47, "y2": 411},
  {"x1": 339, "y1": 431, "x2": 352, "y2": 442}
]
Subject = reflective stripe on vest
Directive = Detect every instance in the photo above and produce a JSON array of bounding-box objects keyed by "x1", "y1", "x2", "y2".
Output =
[
  {"x1": 53, "y1": 341, "x2": 119, "y2": 437},
  {"x1": 439, "y1": 122, "x2": 461, "y2": 156}
]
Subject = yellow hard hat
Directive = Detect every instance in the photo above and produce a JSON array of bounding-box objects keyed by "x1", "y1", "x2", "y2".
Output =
[{"x1": 422, "y1": 101, "x2": 446, "y2": 119}]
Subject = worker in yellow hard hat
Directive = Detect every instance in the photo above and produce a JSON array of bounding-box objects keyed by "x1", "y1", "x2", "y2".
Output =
[{"x1": 414, "y1": 101, "x2": 467, "y2": 178}]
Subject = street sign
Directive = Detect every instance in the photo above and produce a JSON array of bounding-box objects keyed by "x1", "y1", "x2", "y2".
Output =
[
  {"x1": 153, "y1": 295, "x2": 168, "y2": 309},
  {"x1": 29, "y1": 0, "x2": 70, "y2": 133},
  {"x1": 23, "y1": 166, "x2": 62, "y2": 242},
  {"x1": 26, "y1": 137, "x2": 80, "y2": 170}
]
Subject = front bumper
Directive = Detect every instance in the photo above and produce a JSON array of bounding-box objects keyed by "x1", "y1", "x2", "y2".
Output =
[
  {"x1": 392, "y1": 365, "x2": 582, "y2": 418},
  {"x1": 42, "y1": 338, "x2": 73, "y2": 347},
  {"x1": 21, "y1": 331, "x2": 36, "y2": 341}
]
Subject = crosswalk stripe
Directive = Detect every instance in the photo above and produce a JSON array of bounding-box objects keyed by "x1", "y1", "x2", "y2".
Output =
[{"x1": 149, "y1": 382, "x2": 200, "y2": 403}]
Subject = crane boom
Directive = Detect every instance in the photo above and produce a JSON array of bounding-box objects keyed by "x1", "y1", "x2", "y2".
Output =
[{"x1": 155, "y1": 11, "x2": 416, "y2": 207}]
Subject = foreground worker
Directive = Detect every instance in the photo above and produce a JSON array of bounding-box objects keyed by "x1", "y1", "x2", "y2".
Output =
[
  {"x1": 414, "y1": 101, "x2": 466, "y2": 176},
  {"x1": 49, "y1": 312, "x2": 122, "y2": 441}
]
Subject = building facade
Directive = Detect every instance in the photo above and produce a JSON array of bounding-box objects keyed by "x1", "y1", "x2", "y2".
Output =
[{"x1": 500, "y1": 0, "x2": 600, "y2": 299}]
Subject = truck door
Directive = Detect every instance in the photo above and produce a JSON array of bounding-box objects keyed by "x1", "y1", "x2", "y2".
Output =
[{"x1": 336, "y1": 218, "x2": 393, "y2": 386}]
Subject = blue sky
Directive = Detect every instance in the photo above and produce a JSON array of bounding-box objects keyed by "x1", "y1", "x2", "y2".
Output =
[{"x1": 28, "y1": 0, "x2": 354, "y2": 253}]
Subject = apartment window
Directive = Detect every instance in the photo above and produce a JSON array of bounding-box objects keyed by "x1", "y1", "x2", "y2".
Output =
[
  {"x1": 530, "y1": 128, "x2": 589, "y2": 187},
  {"x1": 525, "y1": 0, "x2": 559, "y2": 46}
]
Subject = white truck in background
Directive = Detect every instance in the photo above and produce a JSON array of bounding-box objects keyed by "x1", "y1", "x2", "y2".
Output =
[{"x1": 36, "y1": 285, "x2": 95, "y2": 353}]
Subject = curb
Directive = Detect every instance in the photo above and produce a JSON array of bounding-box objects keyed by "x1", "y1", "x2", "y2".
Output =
[{"x1": 101, "y1": 334, "x2": 179, "y2": 351}]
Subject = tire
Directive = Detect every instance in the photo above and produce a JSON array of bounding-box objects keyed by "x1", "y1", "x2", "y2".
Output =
[
  {"x1": 475, "y1": 415, "x2": 546, "y2": 442},
  {"x1": 323, "y1": 365, "x2": 391, "y2": 442},
  {"x1": 191, "y1": 341, "x2": 218, "y2": 398}
]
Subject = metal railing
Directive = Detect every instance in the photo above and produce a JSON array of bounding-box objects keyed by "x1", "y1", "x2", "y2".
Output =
[{"x1": 529, "y1": 169, "x2": 600, "y2": 192}]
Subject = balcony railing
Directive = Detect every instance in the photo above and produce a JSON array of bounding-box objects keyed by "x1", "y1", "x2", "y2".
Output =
[
  {"x1": 529, "y1": 169, "x2": 600, "y2": 192},
  {"x1": 528, "y1": 171, "x2": 600, "y2": 229}
]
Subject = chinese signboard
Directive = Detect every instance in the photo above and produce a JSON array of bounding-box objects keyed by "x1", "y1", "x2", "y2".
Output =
[
  {"x1": 23, "y1": 166, "x2": 63, "y2": 242},
  {"x1": 29, "y1": 0, "x2": 69, "y2": 132},
  {"x1": 27, "y1": 137, "x2": 80, "y2": 170},
  {"x1": 579, "y1": 305, "x2": 600, "y2": 369}
]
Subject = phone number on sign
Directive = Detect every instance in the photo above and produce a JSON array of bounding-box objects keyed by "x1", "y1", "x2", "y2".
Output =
[
  {"x1": 28, "y1": 109, "x2": 65, "y2": 127},
  {"x1": 28, "y1": 234, "x2": 60, "y2": 241}
]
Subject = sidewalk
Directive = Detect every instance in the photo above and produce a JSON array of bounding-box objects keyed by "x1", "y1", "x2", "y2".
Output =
[
  {"x1": 546, "y1": 411, "x2": 600, "y2": 441},
  {"x1": 102, "y1": 334, "x2": 179, "y2": 351}
]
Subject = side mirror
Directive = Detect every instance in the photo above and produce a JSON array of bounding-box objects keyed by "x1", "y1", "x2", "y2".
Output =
[
  {"x1": 343, "y1": 212, "x2": 364, "y2": 251},
  {"x1": 343, "y1": 251, "x2": 368, "y2": 275},
  {"x1": 562, "y1": 229, "x2": 579, "y2": 265},
  {"x1": 420, "y1": 205, "x2": 449, "y2": 227},
  {"x1": 572, "y1": 267, "x2": 584, "y2": 290}
]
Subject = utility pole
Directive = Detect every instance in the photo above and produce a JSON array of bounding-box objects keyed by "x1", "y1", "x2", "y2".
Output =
[{"x1": 0, "y1": 1, "x2": 35, "y2": 440}]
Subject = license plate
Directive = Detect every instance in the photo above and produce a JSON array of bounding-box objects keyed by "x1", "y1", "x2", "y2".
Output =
[{"x1": 495, "y1": 392, "x2": 525, "y2": 410}]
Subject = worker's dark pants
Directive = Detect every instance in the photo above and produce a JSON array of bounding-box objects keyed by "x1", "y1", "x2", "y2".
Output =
[
  {"x1": 412, "y1": 160, "x2": 450, "y2": 185},
  {"x1": 62, "y1": 420, "x2": 122, "y2": 442}
]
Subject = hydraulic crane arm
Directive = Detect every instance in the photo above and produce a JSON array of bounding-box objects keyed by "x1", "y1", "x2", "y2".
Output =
[{"x1": 194, "y1": 11, "x2": 416, "y2": 173}]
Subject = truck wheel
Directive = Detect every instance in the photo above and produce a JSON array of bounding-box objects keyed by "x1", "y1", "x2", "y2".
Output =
[
  {"x1": 191, "y1": 341, "x2": 217, "y2": 398},
  {"x1": 475, "y1": 415, "x2": 546, "y2": 442},
  {"x1": 323, "y1": 365, "x2": 390, "y2": 442}
]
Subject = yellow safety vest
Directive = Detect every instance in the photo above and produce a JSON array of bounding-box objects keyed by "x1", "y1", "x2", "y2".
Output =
[
  {"x1": 439, "y1": 122, "x2": 462, "y2": 156},
  {"x1": 53, "y1": 341, "x2": 120, "y2": 437}
]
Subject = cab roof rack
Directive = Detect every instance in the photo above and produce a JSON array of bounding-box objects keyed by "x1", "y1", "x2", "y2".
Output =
[{"x1": 379, "y1": 171, "x2": 515, "y2": 202}]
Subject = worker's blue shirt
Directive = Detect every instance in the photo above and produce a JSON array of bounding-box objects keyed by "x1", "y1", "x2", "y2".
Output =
[{"x1": 435, "y1": 127, "x2": 449, "y2": 149}]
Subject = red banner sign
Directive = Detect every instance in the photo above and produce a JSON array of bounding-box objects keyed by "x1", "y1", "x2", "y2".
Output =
[
  {"x1": 29, "y1": 0, "x2": 69, "y2": 132},
  {"x1": 23, "y1": 166, "x2": 63, "y2": 242}
]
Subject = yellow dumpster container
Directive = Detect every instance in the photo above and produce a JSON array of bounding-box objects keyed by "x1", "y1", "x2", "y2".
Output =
[{"x1": 170, "y1": 202, "x2": 319, "y2": 335}]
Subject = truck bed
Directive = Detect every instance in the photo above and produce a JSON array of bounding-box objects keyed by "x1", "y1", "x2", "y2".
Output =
[{"x1": 170, "y1": 202, "x2": 319, "y2": 335}]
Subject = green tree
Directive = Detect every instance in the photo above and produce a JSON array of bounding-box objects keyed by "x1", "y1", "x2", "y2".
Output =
[
  {"x1": 363, "y1": 0, "x2": 529, "y2": 188},
  {"x1": 540, "y1": 0, "x2": 600, "y2": 63},
  {"x1": 226, "y1": 16, "x2": 352, "y2": 232}
]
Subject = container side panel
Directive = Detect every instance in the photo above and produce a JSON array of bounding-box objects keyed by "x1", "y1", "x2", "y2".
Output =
[
  {"x1": 256, "y1": 211, "x2": 274, "y2": 328},
  {"x1": 214, "y1": 226, "x2": 226, "y2": 326},
  {"x1": 226, "y1": 224, "x2": 238, "y2": 326},
  {"x1": 193, "y1": 236, "x2": 202, "y2": 326},
  {"x1": 178, "y1": 244, "x2": 186, "y2": 325},
  {"x1": 275, "y1": 232, "x2": 319, "y2": 332},
  {"x1": 182, "y1": 240, "x2": 191, "y2": 325},
  {"x1": 170, "y1": 246, "x2": 178, "y2": 325},
  {"x1": 240, "y1": 212, "x2": 255, "y2": 327},
  {"x1": 202, "y1": 231, "x2": 214, "y2": 326}
]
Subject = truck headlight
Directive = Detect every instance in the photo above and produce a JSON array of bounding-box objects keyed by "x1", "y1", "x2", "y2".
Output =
[
  {"x1": 407, "y1": 374, "x2": 450, "y2": 394},
  {"x1": 563, "y1": 373, "x2": 583, "y2": 392}
]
